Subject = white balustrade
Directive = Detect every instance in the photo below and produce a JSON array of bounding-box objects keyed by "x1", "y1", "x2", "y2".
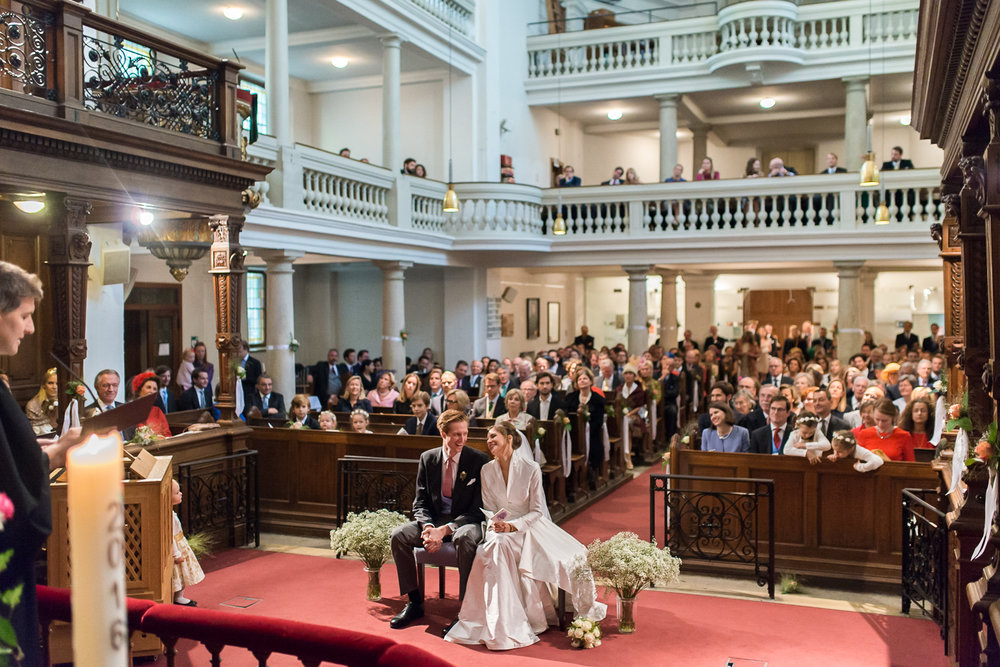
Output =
[
  {"x1": 407, "y1": 0, "x2": 474, "y2": 37},
  {"x1": 246, "y1": 135, "x2": 278, "y2": 205},
  {"x1": 409, "y1": 178, "x2": 448, "y2": 232},
  {"x1": 298, "y1": 145, "x2": 393, "y2": 224},
  {"x1": 449, "y1": 183, "x2": 545, "y2": 236},
  {"x1": 526, "y1": 0, "x2": 918, "y2": 80}
]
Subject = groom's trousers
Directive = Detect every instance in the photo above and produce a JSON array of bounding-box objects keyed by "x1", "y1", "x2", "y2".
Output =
[{"x1": 391, "y1": 520, "x2": 483, "y2": 600}]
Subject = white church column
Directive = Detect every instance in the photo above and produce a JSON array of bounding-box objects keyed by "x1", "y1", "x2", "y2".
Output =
[
  {"x1": 690, "y1": 124, "x2": 710, "y2": 170},
  {"x1": 381, "y1": 34, "x2": 402, "y2": 172},
  {"x1": 859, "y1": 267, "x2": 877, "y2": 336},
  {"x1": 835, "y1": 261, "x2": 865, "y2": 359},
  {"x1": 657, "y1": 269, "x2": 678, "y2": 348},
  {"x1": 260, "y1": 249, "x2": 303, "y2": 403},
  {"x1": 376, "y1": 260, "x2": 412, "y2": 375},
  {"x1": 657, "y1": 94, "x2": 679, "y2": 181},
  {"x1": 624, "y1": 266, "x2": 652, "y2": 355},
  {"x1": 844, "y1": 77, "x2": 868, "y2": 168},
  {"x1": 265, "y1": 0, "x2": 291, "y2": 146},
  {"x1": 683, "y1": 272, "x2": 716, "y2": 340}
]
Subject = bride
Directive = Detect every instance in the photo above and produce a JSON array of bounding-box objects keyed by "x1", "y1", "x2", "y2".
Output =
[{"x1": 445, "y1": 421, "x2": 606, "y2": 650}]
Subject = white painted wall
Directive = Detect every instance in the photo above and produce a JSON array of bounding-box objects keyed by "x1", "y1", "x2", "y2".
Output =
[
  {"x1": 85, "y1": 226, "x2": 125, "y2": 399},
  {"x1": 493, "y1": 268, "x2": 579, "y2": 358}
]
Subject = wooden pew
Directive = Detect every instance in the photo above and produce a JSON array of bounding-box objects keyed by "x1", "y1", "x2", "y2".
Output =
[
  {"x1": 249, "y1": 428, "x2": 489, "y2": 537},
  {"x1": 667, "y1": 444, "x2": 940, "y2": 582}
]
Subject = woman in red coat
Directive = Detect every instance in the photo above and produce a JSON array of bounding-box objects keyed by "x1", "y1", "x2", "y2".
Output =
[
  {"x1": 855, "y1": 398, "x2": 914, "y2": 461},
  {"x1": 132, "y1": 372, "x2": 172, "y2": 439}
]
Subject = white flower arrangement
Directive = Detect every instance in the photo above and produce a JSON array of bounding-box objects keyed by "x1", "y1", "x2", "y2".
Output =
[
  {"x1": 578, "y1": 531, "x2": 681, "y2": 599},
  {"x1": 329, "y1": 509, "x2": 408, "y2": 569},
  {"x1": 567, "y1": 617, "x2": 602, "y2": 649},
  {"x1": 128, "y1": 425, "x2": 162, "y2": 446}
]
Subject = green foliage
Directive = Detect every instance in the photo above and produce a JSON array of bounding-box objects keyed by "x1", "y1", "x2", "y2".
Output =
[
  {"x1": 330, "y1": 510, "x2": 409, "y2": 569},
  {"x1": 780, "y1": 573, "x2": 801, "y2": 594},
  {"x1": 185, "y1": 532, "x2": 218, "y2": 559}
]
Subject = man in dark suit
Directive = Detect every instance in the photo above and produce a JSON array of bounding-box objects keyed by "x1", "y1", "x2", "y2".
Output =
[
  {"x1": 403, "y1": 392, "x2": 440, "y2": 436},
  {"x1": 82, "y1": 369, "x2": 124, "y2": 418},
  {"x1": 749, "y1": 396, "x2": 793, "y2": 454},
  {"x1": 818, "y1": 152, "x2": 847, "y2": 174},
  {"x1": 881, "y1": 146, "x2": 914, "y2": 171},
  {"x1": 496, "y1": 366, "x2": 519, "y2": 397},
  {"x1": 922, "y1": 323, "x2": 942, "y2": 354},
  {"x1": 810, "y1": 327, "x2": 834, "y2": 355},
  {"x1": 557, "y1": 165, "x2": 581, "y2": 187},
  {"x1": 894, "y1": 321, "x2": 919, "y2": 351},
  {"x1": 153, "y1": 365, "x2": 177, "y2": 414},
  {"x1": 601, "y1": 166, "x2": 624, "y2": 185},
  {"x1": 389, "y1": 410, "x2": 488, "y2": 629},
  {"x1": 703, "y1": 326, "x2": 726, "y2": 352},
  {"x1": 527, "y1": 372, "x2": 565, "y2": 421},
  {"x1": 238, "y1": 340, "x2": 263, "y2": 400},
  {"x1": 309, "y1": 348, "x2": 344, "y2": 408},
  {"x1": 809, "y1": 388, "x2": 849, "y2": 440},
  {"x1": 677, "y1": 330, "x2": 700, "y2": 351},
  {"x1": 679, "y1": 348, "x2": 706, "y2": 421},
  {"x1": 740, "y1": 384, "x2": 778, "y2": 433},
  {"x1": 595, "y1": 360, "x2": 623, "y2": 395},
  {"x1": 762, "y1": 357, "x2": 793, "y2": 388},
  {"x1": 573, "y1": 325, "x2": 595, "y2": 349},
  {"x1": 461, "y1": 359, "x2": 483, "y2": 397},
  {"x1": 243, "y1": 373, "x2": 285, "y2": 418},
  {"x1": 177, "y1": 369, "x2": 219, "y2": 419}
]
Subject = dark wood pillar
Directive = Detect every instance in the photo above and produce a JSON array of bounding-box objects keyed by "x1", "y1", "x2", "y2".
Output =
[
  {"x1": 937, "y1": 181, "x2": 964, "y2": 407},
  {"x1": 958, "y1": 137, "x2": 991, "y2": 433},
  {"x1": 208, "y1": 214, "x2": 245, "y2": 424},
  {"x1": 47, "y1": 196, "x2": 92, "y2": 425}
]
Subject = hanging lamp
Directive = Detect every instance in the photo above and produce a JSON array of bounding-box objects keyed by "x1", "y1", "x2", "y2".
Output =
[
  {"x1": 553, "y1": 209, "x2": 567, "y2": 235},
  {"x1": 442, "y1": 26, "x2": 459, "y2": 213}
]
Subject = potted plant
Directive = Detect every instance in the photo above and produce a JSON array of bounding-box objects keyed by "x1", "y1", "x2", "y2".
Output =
[{"x1": 330, "y1": 509, "x2": 408, "y2": 600}]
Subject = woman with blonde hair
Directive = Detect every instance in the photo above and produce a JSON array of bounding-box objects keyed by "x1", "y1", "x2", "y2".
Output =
[
  {"x1": 393, "y1": 372, "x2": 422, "y2": 414},
  {"x1": 368, "y1": 370, "x2": 399, "y2": 408},
  {"x1": 25, "y1": 368, "x2": 59, "y2": 435},
  {"x1": 625, "y1": 167, "x2": 641, "y2": 184}
]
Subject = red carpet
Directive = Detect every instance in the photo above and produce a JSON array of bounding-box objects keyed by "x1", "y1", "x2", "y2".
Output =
[
  {"x1": 561, "y1": 467, "x2": 660, "y2": 547},
  {"x1": 178, "y1": 549, "x2": 947, "y2": 666}
]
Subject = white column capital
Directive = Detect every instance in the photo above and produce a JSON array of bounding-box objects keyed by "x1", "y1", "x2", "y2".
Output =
[
  {"x1": 623, "y1": 265, "x2": 653, "y2": 279},
  {"x1": 256, "y1": 249, "x2": 304, "y2": 272},
  {"x1": 655, "y1": 268, "x2": 679, "y2": 281},
  {"x1": 682, "y1": 272, "x2": 717, "y2": 287},
  {"x1": 374, "y1": 260, "x2": 413, "y2": 275},
  {"x1": 379, "y1": 33, "x2": 402, "y2": 48},
  {"x1": 833, "y1": 260, "x2": 865, "y2": 278},
  {"x1": 842, "y1": 76, "x2": 869, "y2": 91},
  {"x1": 655, "y1": 94, "x2": 680, "y2": 108}
]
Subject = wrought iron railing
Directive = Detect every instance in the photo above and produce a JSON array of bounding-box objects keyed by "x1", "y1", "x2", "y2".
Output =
[
  {"x1": 81, "y1": 34, "x2": 219, "y2": 139},
  {"x1": 178, "y1": 450, "x2": 259, "y2": 548},
  {"x1": 0, "y1": 3, "x2": 54, "y2": 98},
  {"x1": 337, "y1": 455, "x2": 418, "y2": 525},
  {"x1": 650, "y1": 473, "x2": 775, "y2": 598},
  {"x1": 902, "y1": 487, "x2": 948, "y2": 649}
]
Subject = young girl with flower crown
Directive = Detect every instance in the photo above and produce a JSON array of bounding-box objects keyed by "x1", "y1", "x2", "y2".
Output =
[{"x1": 171, "y1": 480, "x2": 204, "y2": 605}]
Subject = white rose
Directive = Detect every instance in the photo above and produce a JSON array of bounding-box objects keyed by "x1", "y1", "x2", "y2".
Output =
[
  {"x1": 574, "y1": 628, "x2": 585, "y2": 638},
  {"x1": 582, "y1": 620, "x2": 592, "y2": 631},
  {"x1": 584, "y1": 633, "x2": 594, "y2": 642},
  {"x1": 595, "y1": 639, "x2": 602, "y2": 646}
]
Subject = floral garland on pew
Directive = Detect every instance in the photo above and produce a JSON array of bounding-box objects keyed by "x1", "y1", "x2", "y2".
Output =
[{"x1": 947, "y1": 393, "x2": 1000, "y2": 559}]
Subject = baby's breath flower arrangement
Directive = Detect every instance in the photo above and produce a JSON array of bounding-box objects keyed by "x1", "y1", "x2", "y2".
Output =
[
  {"x1": 330, "y1": 510, "x2": 408, "y2": 600},
  {"x1": 567, "y1": 617, "x2": 602, "y2": 649},
  {"x1": 578, "y1": 531, "x2": 681, "y2": 633}
]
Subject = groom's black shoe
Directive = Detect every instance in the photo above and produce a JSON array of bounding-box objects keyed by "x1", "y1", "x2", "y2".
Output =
[
  {"x1": 389, "y1": 602, "x2": 424, "y2": 629},
  {"x1": 441, "y1": 618, "x2": 459, "y2": 638}
]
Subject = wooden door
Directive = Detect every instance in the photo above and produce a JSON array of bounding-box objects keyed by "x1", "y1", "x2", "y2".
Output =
[
  {"x1": 743, "y1": 290, "x2": 813, "y2": 341},
  {"x1": 124, "y1": 284, "x2": 181, "y2": 384},
  {"x1": 0, "y1": 215, "x2": 52, "y2": 403}
]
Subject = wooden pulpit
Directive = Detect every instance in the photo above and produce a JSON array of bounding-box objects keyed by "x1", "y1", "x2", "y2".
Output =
[{"x1": 45, "y1": 455, "x2": 174, "y2": 662}]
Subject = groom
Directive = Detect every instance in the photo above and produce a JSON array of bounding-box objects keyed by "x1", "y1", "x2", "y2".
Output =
[{"x1": 389, "y1": 409, "x2": 488, "y2": 629}]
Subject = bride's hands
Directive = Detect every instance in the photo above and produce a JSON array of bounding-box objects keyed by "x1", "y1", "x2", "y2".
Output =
[{"x1": 491, "y1": 520, "x2": 516, "y2": 533}]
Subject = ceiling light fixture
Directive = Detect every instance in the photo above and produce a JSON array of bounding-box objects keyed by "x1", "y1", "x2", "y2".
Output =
[
  {"x1": 607, "y1": 109, "x2": 623, "y2": 121},
  {"x1": 330, "y1": 56, "x2": 349, "y2": 69},
  {"x1": 442, "y1": 26, "x2": 459, "y2": 213},
  {"x1": 138, "y1": 209, "x2": 155, "y2": 226},
  {"x1": 759, "y1": 97, "x2": 776, "y2": 109},
  {"x1": 899, "y1": 114, "x2": 911, "y2": 126},
  {"x1": 0, "y1": 192, "x2": 46, "y2": 214},
  {"x1": 222, "y1": 6, "x2": 244, "y2": 20}
]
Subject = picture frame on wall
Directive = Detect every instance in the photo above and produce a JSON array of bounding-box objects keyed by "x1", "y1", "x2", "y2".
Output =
[
  {"x1": 526, "y1": 298, "x2": 540, "y2": 339},
  {"x1": 547, "y1": 301, "x2": 560, "y2": 344}
]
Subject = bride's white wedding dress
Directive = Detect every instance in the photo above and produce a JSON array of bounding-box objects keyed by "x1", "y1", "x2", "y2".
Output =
[{"x1": 444, "y1": 454, "x2": 606, "y2": 650}]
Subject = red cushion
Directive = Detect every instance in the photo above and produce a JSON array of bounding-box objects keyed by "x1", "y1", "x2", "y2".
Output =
[
  {"x1": 376, "y1": 644, "x2": 455, "y2": 667},
  {"x1": 140, "y1": 605, "x2": 396, "y2": 666},
  {"x1": 37, "y1": 586, "x2": 156, "y2": 630}
]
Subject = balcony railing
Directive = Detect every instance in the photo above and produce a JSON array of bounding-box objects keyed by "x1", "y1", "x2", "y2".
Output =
[
  {"x1": 245, "y1": 141, "x2": 942, "y2": 249},
  {"x1": 408, "y1": 0, "x2": 475, "y2": 38},
  {"x1": 526, "y1": 0, "x2": 918, "y2": 80},
  {"x1": 0, "y1": 0, "x2": 242, "y2": 157}
]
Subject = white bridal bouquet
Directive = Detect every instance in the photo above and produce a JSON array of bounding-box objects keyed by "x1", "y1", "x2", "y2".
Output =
[
  {"x1": 329, "y1": 509, "x2": 408, "y2": 569},
  {"x1": 567, "y1": 617, "x2": 602, "y2": 649}
]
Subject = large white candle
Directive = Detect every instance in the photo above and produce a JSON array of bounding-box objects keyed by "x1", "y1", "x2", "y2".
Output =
[{"x1": 67, "y1": 433, "x2": 128, "y2": 666}]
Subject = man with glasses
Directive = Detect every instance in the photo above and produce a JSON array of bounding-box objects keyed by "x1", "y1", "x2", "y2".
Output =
[{"x1": 749, "y1": 395, "x2": 792, "y2": 454}]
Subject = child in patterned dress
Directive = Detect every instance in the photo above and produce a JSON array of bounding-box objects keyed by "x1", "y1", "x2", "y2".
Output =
[{"x1": 171, "y1": 479, "x2": 205, "y2": 605}]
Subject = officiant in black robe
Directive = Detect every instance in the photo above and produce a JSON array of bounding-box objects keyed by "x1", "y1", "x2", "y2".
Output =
[{"x1": 0, "y1": 262, "x2": 81, "y2": 665}]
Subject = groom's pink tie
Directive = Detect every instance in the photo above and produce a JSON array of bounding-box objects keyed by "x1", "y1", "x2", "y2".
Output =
[{"x1": 442, "y1": 456, "x2": 455, "y2": 498}]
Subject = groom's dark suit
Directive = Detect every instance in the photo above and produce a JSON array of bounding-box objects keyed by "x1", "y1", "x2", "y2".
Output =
[{"x1": 390, "y1": 444, "x2": 488, "y2": 605}]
